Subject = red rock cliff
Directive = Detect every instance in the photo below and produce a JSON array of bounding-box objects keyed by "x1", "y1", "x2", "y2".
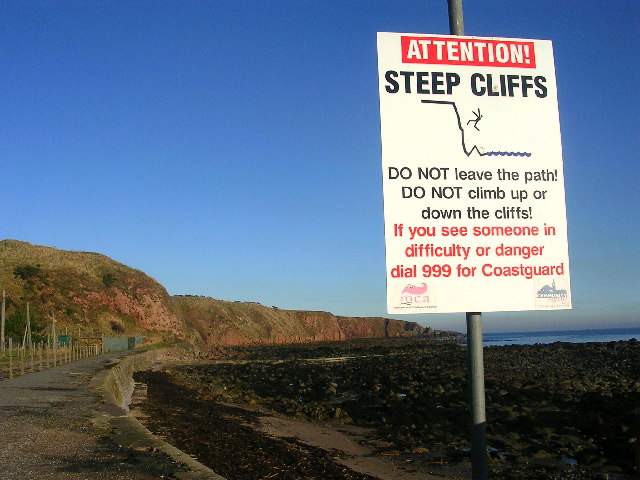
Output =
[{"x1": 173, "y1": 296, "x2": 426, "y2": 346}]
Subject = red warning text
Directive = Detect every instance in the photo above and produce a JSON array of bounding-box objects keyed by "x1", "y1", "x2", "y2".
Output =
[{"x1": 401, "y1": 36, "x2": 536, "y2": 68}]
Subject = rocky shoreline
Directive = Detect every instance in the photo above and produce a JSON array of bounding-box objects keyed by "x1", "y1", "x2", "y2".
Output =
[{"x1": 132, "y1": 338, "x2": 639, "y2": 479}]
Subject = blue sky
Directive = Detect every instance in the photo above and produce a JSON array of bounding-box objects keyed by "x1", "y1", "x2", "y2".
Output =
[{"x1": 1, "y1": 1, "x2": 638, "y2": 333}]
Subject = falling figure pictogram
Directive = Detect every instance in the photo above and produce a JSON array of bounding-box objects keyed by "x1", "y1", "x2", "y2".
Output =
[{"x1": 467, "y1": 108, "x2": 482, "y2": 131}]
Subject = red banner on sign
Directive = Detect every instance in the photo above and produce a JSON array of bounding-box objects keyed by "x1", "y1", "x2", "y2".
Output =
[{"x1": 401, "y1": 36, "x2": 537, "y2": 68}]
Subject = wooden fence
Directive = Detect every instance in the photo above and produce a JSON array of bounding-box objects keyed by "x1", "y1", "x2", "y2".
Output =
[{"x1": 0, "y1": 338, "x2": 103, "y2": 380}]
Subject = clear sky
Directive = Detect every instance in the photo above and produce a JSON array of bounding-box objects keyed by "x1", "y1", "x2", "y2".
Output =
[{"x1": 1, "y1": 1, "x2": 638, "y2": 333}]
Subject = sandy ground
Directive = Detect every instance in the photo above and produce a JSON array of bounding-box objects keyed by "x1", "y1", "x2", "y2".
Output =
[{"x1": 251, "y1": 409, "x2": 466, "y2": 480}]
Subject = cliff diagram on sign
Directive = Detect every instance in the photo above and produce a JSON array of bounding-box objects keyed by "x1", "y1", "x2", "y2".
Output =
[{"x1": 421, "y1": 99, "x2": 532, "y2": 158}]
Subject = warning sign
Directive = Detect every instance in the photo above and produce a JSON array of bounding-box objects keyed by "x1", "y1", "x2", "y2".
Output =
[{"x1": 377, "y1": 32, "x2": 571, "y2": 314}]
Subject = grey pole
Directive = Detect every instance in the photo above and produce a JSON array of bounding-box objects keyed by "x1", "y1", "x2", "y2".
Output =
[
  {"x1": 466, "y1": 312, "x2": 487, "y2": 478},
  {"x1": 447, "y1": 0, "x2": 464, "y2": 36},
  {"x1": 446, "y1": 1, "x2": 488, "y2": 478}
]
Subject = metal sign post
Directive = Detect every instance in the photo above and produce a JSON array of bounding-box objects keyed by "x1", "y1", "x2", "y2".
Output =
[
  {"x1": 378, "y1": 3, "x2": 571, "y2": 478},
  {"x1": 466, "y1": 312, "x2": 487, "y2": 478},
  {"x1": 448, "y1": 1, "x2": 488, "y2": 478}
]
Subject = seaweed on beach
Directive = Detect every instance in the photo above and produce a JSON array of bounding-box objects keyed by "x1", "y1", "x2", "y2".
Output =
[{"x1": 134, "y1": 338, "x2": 640, "y2": 479}]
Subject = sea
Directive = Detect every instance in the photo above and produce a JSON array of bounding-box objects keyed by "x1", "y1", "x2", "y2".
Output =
[{"x1": 482, "y1": 327, "x2": 640, "y2": 347}]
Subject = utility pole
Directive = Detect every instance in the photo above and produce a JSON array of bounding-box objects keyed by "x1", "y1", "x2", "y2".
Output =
[
  {"x1": 1, "y1": 290, "x2": 5, "y2": 351},
  {"x1": 446, "y1": 1, "x2": 488, "y2": 478},
  {"x1": 52, "y1": 312, "x2": 57, "y2": 366},
  {"x1": 27, "y1": 302, "x2": 32, "y2": 349},
  {"x1": 22, "y1": 303, "x2": 30, "y2": 349}
]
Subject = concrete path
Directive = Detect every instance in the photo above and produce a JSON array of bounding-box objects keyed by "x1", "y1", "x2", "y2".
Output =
[{"x1": 0, "y1": 351, "x2": 188, "y2": 480}]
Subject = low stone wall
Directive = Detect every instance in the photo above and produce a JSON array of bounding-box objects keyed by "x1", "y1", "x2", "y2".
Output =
[
  {"x1": 90, "y1": 348, "x2": 225, "y2": 480},
  {"x1": 90, "y1": 349, "x2": 166, "y2": 410}
]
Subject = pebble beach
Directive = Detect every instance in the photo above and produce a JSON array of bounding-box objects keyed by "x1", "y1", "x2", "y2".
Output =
[{"x1": 133, "y1": 337, "x2": 639, "y2": 479}]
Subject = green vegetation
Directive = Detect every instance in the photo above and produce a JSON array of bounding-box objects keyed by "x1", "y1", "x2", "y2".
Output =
[
  {"x1": 13, "y1": 264, "x2": 42, "y2": 281},
  {"x1": 102, "y1": 272, "x2": 117, "y2": 288},
  {"x1": 3, "y1": 309, "x2": 47, "y2": 343}
]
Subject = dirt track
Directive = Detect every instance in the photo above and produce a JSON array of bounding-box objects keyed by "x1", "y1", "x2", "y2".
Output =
[{"x1": 0, "y1": 351, "x2": 186, "y2": 480}]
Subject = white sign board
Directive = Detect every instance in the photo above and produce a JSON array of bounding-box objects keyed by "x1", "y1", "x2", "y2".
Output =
[{"x1": 378, "y1": 32, "x2": 571, "y2": 314}]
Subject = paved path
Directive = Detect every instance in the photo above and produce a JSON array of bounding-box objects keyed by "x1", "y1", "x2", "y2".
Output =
[{"x1": 0, "y1": 351, "x2": 187, "y2": 480}]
